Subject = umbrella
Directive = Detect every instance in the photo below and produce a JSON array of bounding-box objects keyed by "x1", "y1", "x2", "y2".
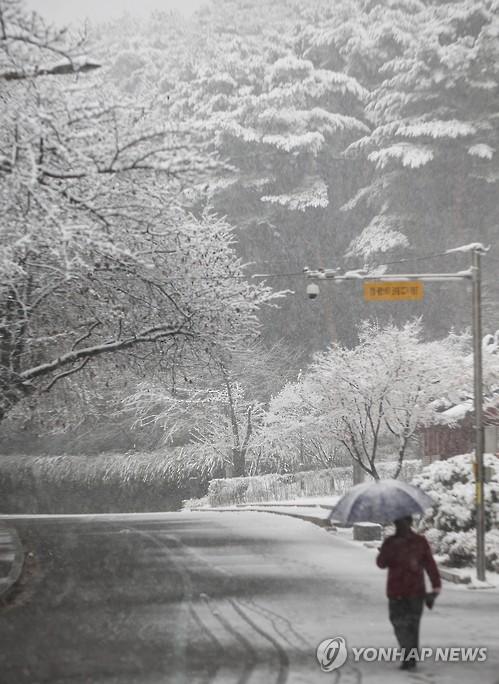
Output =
[{"x1": 329, "y1": 478, "x2": 434, "y2": 524}]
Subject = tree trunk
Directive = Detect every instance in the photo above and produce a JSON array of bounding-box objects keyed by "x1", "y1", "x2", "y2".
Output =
[
  {"x1": 231, "y1": 448, "x2": 246, "y2": 478},
  {"x1": 353, "y1": 460, "x2": 365, "y2": 484}
]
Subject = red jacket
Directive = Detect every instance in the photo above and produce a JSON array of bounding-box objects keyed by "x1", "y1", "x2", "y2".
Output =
[{"x1": 376, "y1": 530, "x2": 441, "y2": 599}]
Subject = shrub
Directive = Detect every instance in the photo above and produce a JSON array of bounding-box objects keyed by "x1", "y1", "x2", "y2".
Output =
[
  {"x1": 377, "y1": 460, "x2": 423, "y2": 482},
  {"x1": 413, "y1": 453, "x2": 499, "y2": 571},
  {"x1": 0, "y1": 451, "x2": 202, "y2": 514},
  {"x1": 206, "y1": 459, "x2": 422, "y2": 507},
  {"x1": 207, "y1": 469, "x2": 336, "y2": 507}
]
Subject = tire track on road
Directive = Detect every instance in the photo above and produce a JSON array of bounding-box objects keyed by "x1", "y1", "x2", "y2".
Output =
[
  {"x1": 153, "y1": 525, "x2": 312, "y2": 654},
  {"x1": 229, "y1": 598, "x2": 289, "y2": 684},
  {"x1": 237, "y1": 597, "x2": 307, "y2": 651},
  {"x1": 129, "y1": 525, "x2": 293, "y2": 684},
  {"x1": 200, "y1": 593, "x2": 258, "y2": 684},
  {"x1": 126, "y1": 527, "x2": 255, "y2": 684}
]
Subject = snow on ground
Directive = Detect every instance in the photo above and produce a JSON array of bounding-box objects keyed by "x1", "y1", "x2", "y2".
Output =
[
  {"x1": 196, "y1": 494, "x2": 340, "y2": 509},
  {"x1": 224, "y1": 503, "x2": 334, "y2": 519},
  {"x1": 439, "y1": 565, "x2": 499, "y2": 589},
  {"x1": 201, "y1": 493, "x2": 499, "y2": 586},
  {"x1": 186, "y1": 510, "x2": 499, "y2": 683},
  {"x1": 200, "y1": 495, "x2": 340, "y2": 522},
  {"x1": 4, "y1": 509, "x2": 497, "y2": 682},
  {"x1": 252, "y1": 495, "x2": 341, "y2": 506}
]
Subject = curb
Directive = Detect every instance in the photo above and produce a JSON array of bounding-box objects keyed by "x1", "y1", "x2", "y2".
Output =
[
  {"x1": 438, "y1": 568, "x2": 471, "y2": 585},
  {"x1": 197, "y1": 505, "x2": 335, "y2": 529},
  {"x1": 195, "y1": 505, "x2": 472, "y2": 584},
  {"x1": 228, "y1": 501, "x2": 337, "y2": 511},
  {"x1": 0, "y1": 527, "x2": 25, "y2": 601}
]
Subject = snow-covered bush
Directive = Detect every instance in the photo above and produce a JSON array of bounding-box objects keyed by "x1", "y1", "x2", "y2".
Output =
[
  {"x1": 413, "y1": 454, "x2": 499, "y2": 571},
  {"x1": 0, "y1": 451, "x2": 202, "y2": 514},
  {"x1": 208, "y1": 477, "x2": 250, "y2": 506},
  {"x1": 207, "y1": 469, "x2": 338, "y2": 506},
  {"x1": 377, "y1": 460, "x2": 422, "y2": 482},
  {"x1": 206, "y1": 459, "x2": 422, "y2": 506}
]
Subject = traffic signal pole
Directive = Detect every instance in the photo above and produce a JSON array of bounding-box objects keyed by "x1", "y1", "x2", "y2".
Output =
[
  {"x1": 472, "y1": 248, "x2": 486, "y2": 581},
  {"x1": 304, "y1": 244, "x2": 488, "y2": 581}
]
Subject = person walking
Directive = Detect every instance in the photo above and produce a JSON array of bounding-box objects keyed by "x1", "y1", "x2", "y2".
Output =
[{"x1": 376, "y1": 515, "x2": 441, "y2": 671}]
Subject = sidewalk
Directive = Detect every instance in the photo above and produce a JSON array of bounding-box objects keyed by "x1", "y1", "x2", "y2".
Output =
[
  {"x1": 196, "y1": 499, "x2": 497, "y2": 587},
  {"x1": 0, "y1": 525, "x2": 24, "y2": 601}
]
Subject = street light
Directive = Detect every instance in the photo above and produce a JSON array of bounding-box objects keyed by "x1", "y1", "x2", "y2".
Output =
[
  {"x1": 304, "y1": 244, "x2": 489, "y2": 581},
  {"x1": 471, "y1": 247, "x2": 486, "y2": 581}
]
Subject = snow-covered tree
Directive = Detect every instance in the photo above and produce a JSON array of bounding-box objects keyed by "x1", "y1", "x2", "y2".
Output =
[
  {"x1": 124, "y1": 341, "x2": 296, "y2": 477},
  {"x1": 0, "y1": 0, "x2": 100, "y2": 81},
  {"x1": 261, "y1": 371, "x2": 347, "y2": 471},
  {"x1": 263, "y1": 320, "x2": 468, "y2": 479},
  {"x1": 0, "y1": 1, "x2": 278, "y2": 426},
  {"x1": 342, "y1": 1, "x2": 499, "y2": 268},
  {"x1": 104, "y1": 2, "x2": 370, "y2": 348},
  {"x1": 297, "y1": 0, "x2": 499, "y2": 337},
  {"x1": 88, "y1": 0, "x2": 499, "y2": 351}
]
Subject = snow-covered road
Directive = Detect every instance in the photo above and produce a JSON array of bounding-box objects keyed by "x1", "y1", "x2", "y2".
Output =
[
  {"x1": 188, "y1": 511, "x2": 499, "y2": 683},
  {"x1": 0, "y1": 510, "x2": 497, "y2": 683}
]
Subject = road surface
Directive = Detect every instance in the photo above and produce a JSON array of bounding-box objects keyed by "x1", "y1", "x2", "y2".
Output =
[{"x1": 0, "y1": 511, "x2": 497, "y2": 683}]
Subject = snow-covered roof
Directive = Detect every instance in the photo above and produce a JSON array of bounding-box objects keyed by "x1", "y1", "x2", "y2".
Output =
[
  {"x1": 428, "y1": 331, "x2": 499, "y2": 427},
  {"x1": 432, "y1": 395, "x2": 499, "y2": 426},
  {"x1": 441, "y1": 400, "x2": 473, "y2": 421}
]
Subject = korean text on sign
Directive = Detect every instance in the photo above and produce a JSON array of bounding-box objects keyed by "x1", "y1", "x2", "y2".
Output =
[{"x1": 363, "y1": 281, "x2": 424, "y2": 301}]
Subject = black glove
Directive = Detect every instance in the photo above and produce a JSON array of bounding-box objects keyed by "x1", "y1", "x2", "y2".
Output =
[{"x1": 425, "y1": 592, "x2": 438, "y2": 609}]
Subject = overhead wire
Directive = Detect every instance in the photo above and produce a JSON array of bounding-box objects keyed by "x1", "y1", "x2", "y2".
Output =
[
  {"x1": 126, "y1": 247, "x2": 491, "y2": 283},
  {"x1": 249, "y1": 247, "x2": 472, "y2": 280}
]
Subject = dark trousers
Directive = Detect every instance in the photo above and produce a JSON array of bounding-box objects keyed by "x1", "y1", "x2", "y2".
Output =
[{"x1": 388, "y1": 597, "x2": 424, "y2": 661}]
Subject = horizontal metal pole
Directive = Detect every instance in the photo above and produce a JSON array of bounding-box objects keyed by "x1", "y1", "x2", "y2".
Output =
[{"x1": 304, "y1": 271, "x2": 472, "y2": 282}]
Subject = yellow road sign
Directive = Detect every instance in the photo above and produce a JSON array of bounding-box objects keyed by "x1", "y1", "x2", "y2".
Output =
[{"x1": 364, "y1": 281, "x2": 424, "y2": 301}]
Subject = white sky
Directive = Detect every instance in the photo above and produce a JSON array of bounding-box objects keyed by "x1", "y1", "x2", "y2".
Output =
[{"x1": 26, "y1": 0, "x2": 207, "y2": 25}]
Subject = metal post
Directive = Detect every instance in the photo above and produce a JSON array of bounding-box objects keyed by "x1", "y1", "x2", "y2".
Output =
[
  {"x1": 472, "y1": 248, "x2": 486, "y2": 581},
  {"x1": 304, "y1": 249, "x2": 487, "y2": 579}
]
